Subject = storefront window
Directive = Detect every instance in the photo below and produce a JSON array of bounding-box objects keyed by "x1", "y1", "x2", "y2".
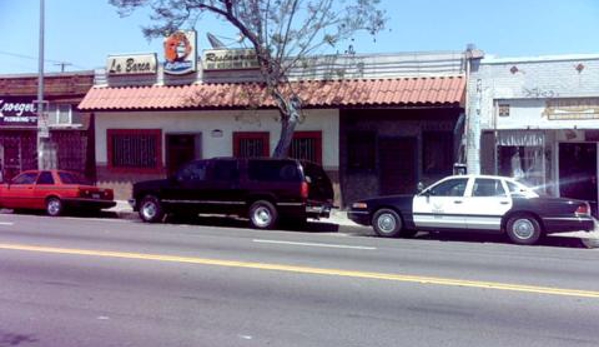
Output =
[
  {"x1": 496, "y1": 131, "x2": 546, "y2": 193},
  {"x1": 233, "y1": 132, "x2": 270, "y2": 158},
  {"x1": 289, "y1": 131, "x2": 322, "y2": 164},
  {"x1": 107, "y1": 129, "x2": 162, "y2": 171},
  {"x1": 498, "y1": 146, "x2": 544, "y2": 189}
]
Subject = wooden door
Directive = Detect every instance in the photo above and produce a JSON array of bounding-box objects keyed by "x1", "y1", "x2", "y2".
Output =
[{"x1": 166, "y1": 134, "x2": 196, "y2": 176}]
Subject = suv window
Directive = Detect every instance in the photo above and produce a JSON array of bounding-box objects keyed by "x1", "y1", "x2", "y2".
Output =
[
  {"x1": 37, "y1": 171, "x2": 55, "y2": 185},
  {"x1": 248, "y1": 160, "x2": 301, "y2": 182},
  {"x1": 211, "y1": 159, "x2": 239, "y2": 181},
  {"x1": 176, "y1": 160, "x2": 207, "y2": 182},
  {"x1": 473, "y1": 178, "x2": 506, "y2": 197},
  {"x1": 428, "y1": 178, "x2": 468, "y2": 197}
]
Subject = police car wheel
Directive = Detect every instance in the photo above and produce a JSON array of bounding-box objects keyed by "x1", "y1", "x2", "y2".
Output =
[
  {"x1": 372, "y1": 208, "x2": 403, "y2": 238},
  {"x1": 506, "y1": 214, "x2": 542, "y2": 245}
]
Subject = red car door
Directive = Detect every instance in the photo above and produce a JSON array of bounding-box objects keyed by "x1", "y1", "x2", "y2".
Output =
[
  {"x1": 1, "y1": 172, "x2": 39, "y2": 209},
  {"x1": 32, "y1": 171, "x2": 57, "y2": 209}
]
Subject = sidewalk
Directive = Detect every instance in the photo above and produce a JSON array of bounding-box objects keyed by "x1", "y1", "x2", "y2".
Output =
[{"x1": 107, "y1": 200, "x2": 599, "y2": 248}]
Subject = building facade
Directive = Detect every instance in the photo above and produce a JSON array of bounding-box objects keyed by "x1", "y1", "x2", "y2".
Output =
[
  {"x1": 0, "y1": 72, "x2": 95, "y2": 181},
  {"x1": 79, "y1": 47, "x2": 469, "y2": 206},
  {"x1": 467, "y1": 54, "x2": 599, "y2": 215}
]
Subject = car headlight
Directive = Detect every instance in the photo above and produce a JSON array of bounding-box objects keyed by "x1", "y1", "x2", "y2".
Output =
[{"x1": 352, "y1": 202, "x2": 368, "y2": 209}]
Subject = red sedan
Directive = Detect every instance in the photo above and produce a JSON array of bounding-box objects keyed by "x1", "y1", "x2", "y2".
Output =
[{"x1": 0, "y1": 170, "x2": 116, "y2": 216}]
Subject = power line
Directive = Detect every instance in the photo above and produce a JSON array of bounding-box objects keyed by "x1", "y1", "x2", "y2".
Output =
[{"x1": 0, "y1": 50, "x2": 87, "y2": 70}]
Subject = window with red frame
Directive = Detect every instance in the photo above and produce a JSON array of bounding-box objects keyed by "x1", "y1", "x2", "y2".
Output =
[
  {"x1": 107, "y1": 129, "x2": 162, "y2": 171},
  {"x1": 289, "y1": 131, "x2": 322, "y2": 164},
  {"x1": 233, "y1": 132, "x2": 270, "y2": 158}
]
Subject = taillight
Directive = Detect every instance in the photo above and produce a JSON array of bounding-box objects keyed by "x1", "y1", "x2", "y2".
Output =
[
  {"x1": 575, "y1": 203, "x2": 590, "y2": 216},
  {"x1": 301, "y1": 181, "x2": 309, "y2": 199}
]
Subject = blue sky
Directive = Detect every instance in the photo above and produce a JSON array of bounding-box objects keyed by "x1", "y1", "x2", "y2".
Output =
[{"x1": 0, "y1": 0, "x2": 598, "y2": 74}]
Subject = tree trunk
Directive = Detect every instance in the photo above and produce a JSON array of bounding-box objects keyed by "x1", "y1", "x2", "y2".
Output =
[{"x1": 272, "y1": 96, "x2": 301, "y2": 158}]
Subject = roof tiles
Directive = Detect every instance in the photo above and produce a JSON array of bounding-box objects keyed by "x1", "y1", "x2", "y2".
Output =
[{"x1": 78, "y1": 76, "x2": 465, "y2": 111}]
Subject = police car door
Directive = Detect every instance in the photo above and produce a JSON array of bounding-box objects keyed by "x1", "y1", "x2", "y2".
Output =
[
  {"x1": 464, "y1": 177, "x2": 513, "y2": 231},
  {"x1": 412, "y1": 177, "x2": 469, "y2": 230}
]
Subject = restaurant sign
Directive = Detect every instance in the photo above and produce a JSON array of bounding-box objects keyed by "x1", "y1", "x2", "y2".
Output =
[
  {"x1": 107, "y1": 53, "x2": 157, "y2": 76},
  {"x1": 0, "y1": 97, "x2": 37, "y2": 126},
  {"x1": 164, "y1": 30, "x2": 197, "y2": 75},
  {"x1": 203, "y1": 49, "x2": 260, "y2": 71},
  {"x1": 544, "y1": 98, "x2": 599, "y2": 120}
]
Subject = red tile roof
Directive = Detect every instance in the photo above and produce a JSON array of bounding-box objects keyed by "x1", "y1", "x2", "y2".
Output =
[{"x1": 78, "y1": 76, "x2": 465, "y2": 111}]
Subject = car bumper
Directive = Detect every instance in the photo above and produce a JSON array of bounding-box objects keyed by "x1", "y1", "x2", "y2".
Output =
[
  {"x1": 63, "y1": 198, "x2": 117, "y2": 210},
  {"x1": 306, "y1": 203, "x2": 333, "y2": 219},
  {"x1": 542, "y1": 215, "x2": 596, "y2": 233},
  {"x1": 347, "y1": 210, "x2": 371, "y2": 226}
]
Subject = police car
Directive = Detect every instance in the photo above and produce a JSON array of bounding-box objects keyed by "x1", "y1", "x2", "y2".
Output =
[{"x1": 348, "y1": 175, "x2": 595, "y2": 245}]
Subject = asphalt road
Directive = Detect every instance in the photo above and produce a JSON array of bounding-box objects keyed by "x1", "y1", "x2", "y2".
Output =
[{"x1": 0, "y1": 212, "x2": 598, "y2": 347}]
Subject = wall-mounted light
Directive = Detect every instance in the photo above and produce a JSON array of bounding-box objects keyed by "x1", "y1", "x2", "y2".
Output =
[
  {"x1": 510, "y1": 66, "x2": 519, "y2": 74},
  {"x1": 575, "y1": 63, "x2": 585, "y2": 73},
  {"x1": 211, "y1": 129, "x2": 223, "y2": 138}
]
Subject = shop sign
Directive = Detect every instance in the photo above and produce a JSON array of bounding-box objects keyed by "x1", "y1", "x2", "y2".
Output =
[
  {"x1": 544, "y1": 98, "x2": 599, "y2": 120},
  {"x1": 164, "y1": 30, "x2": 197, "y2": 75},
  {"x1": 107, "y1": 53, "x2": 157, "y2": 75},
  {"x1": 203, "y1": 48, "x2": 260, "y2": 70},
  {"x1": 0, "y1": 97, "x2": 37, "y2": 126}
]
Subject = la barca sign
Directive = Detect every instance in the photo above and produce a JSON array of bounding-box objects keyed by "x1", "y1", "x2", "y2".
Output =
[{"x1": 107, "y1": 53, "x2": 158, "y2": 76}]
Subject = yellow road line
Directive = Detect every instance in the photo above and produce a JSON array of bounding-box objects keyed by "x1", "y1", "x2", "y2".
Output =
[{"x1": 1, "y1": 243, "x2": 598, "y2": 299}]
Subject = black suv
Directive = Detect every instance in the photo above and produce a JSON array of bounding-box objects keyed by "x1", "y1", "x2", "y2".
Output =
[{"x1": 130, "y1": 157, "x2": 335, "y2": 229}]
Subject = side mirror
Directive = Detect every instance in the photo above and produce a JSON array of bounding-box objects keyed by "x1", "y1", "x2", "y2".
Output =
[{"x1": 417, "y1": 182, "x2": 425, "y2": 194}]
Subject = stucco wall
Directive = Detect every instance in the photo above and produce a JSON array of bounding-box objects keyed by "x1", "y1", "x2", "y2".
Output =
[
  {"x1": 94, "y1": 108, "x2": 340, "y2": 201},
  {"x1": 95, "y1": 108, "x2": 339, "y2": 169}
]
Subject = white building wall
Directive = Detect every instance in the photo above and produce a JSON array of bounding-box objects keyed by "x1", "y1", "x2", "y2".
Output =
[
  {"x1": 466, "y1": 54, "x2": 599, "y2": 174},
  {"x1": 95, "y1": 108, "x2": 340, "y2": 170}
]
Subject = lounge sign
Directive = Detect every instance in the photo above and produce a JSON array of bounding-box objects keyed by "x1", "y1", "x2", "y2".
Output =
[
  {"x1": 164, "y1": 30, "x2": 197, "y2": 75},
  {"x1": 544, "y1": 98, "x2": 599, "y2": 120},
  {"x1": 203, "y1": 49, "x2": 260, "y2": 70},
  {"x1": 107, "y1": 53, "x2": 158, "y2": 75},
  {"x1": 0, "y1": 97, "x2": 37, "y2": 126}
]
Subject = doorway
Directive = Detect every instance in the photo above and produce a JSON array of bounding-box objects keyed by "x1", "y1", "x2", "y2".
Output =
[
  {"x1": 378, "y1": 137, "x2": 417, "y2": 195},
  {"x1": 166, "y1": 134, "x2": 199, "y2": 176},
  {"x1": 558, "y1": 142, "x2": 597, "y2": 215}
]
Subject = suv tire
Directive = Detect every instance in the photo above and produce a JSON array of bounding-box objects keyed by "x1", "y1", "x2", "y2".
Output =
[
  {"x1": 249, "y1": 200, "x2": 278, "y2": 229},
  {"x1": 139, "y1": 195, "x2": 165, "y2": 223}
]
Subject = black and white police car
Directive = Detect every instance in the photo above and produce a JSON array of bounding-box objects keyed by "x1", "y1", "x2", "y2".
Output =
[{"x1": 348, "y1": 174, "x2": 596, "y2": 245}]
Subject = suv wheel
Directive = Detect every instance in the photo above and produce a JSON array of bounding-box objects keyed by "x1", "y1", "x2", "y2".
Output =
[
  {"x1": 249, "y1": 200, "x2": 278, "y2": 229},
  {"x1": 139, "y1": 195, "x2": 165, "y2": 223},
  {"x1": 372, "y1": 208, "x2": 403, "y2": 238},
  {"x1": 506, "y1": 214, "x2": 542, "y2": 245}
]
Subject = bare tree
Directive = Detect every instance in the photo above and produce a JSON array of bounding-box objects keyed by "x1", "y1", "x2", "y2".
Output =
[{"x1": 110, "y1": 0, "x2": 386, "y2": 158}]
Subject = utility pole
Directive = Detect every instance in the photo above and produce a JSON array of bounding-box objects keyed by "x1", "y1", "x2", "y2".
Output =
[
  {"x1": 54, "y1": 61, "x2": 72, "y2": 73},
  {"x1": 37, "y1": 0, "x2": 53, "y2": 169}
]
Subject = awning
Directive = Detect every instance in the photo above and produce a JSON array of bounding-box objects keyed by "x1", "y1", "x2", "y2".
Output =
[{"x1": 78, "y1": 76, "x2": 465, "y2": 111}]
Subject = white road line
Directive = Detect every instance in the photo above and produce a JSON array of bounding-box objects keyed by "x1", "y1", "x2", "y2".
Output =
[
  {"x1": 62, "y1": 217, "x2": 127, "y2": 223},
  {"x1": 253, "y1": 239, "x2": 376, "y2": 250},
  {"x1": 0, "y1": 222, "x2": 14, "y2": 226}
]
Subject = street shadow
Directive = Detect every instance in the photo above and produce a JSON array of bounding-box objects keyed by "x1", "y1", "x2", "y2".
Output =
[
  {"x1": 160, "y1": 214, "x2": 340, "y2": 233},
  {"x1": 0, "y1": 331, "x2": 38, "y2": 346},
  {"x1": 345, "y1": 227, "x2": 592, "y2": 249}
]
